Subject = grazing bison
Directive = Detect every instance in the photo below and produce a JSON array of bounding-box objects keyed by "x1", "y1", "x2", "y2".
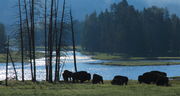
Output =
[
  {"x1": 72, "y1": 71, "x2": 91, "y2": 83},
  {"x1": 63, "y1": 70, "x2": 73, "y2": 82},
  {"x1": 150, "y1": 71, "x2": 167, "y2": 77},
  {"x1": 156, "y1": 76, "x2": 169, "y2": 86},
  {"x1": 138, "y1": 75, "x2": 144, "y2": 84},
  {"x1": 92, "y1": 74, "x2": 104, "y2": 84},
  {"x1": 142, "y1": 72, "x2": 160, "y2": 84},
  {"x1": 138, "y1": 71, "x2": 169, "y2": 86},
  {"x1": 87, "y1": 73, "x2": 91, "y2": 81},
  {"x1": 111, "y1": 75, "x2": 128, "y2": 85}
]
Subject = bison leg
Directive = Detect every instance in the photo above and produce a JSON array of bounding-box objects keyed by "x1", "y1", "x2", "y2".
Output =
[
  {"x1": 80, "y1": 80, "x2": 84, "y2": 83},
  {"x1": 125, "y1": 82, "x2": 128, "y2": 85},
  {"x1": 101, "y1": 80, "x2": 104, "y2": 84}
]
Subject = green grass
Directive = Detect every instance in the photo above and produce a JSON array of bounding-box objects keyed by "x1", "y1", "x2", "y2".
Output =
[
  {"x1": 169, "y1": 76, "x2": 180, "y2": 80},
  {"x1": 96, "y1": 61, "x2": 180, "y2": 66},
  {"x1": 92, "y1": 53, "x2": 124, "y2": 60},
  {"x1": 82, "y1": 52, "x2": 126, "y2": 60},
  {"x1": 0, "y1": 80, "x2": 180, "y2": 96},
  {"x1": 157, "y1": 57, "x2": 180, "y2": 60},
  {"x1": 82, "y1": 52, "x2": 180, "y2": 60},
  {"x1": 82, "y1": 52, "x2": 180, "y2": 66},
  {"x1": 0, "y1": 52, "x2": 45, "y2": 63},
  {"x1": 92, "y1": 54, "x2": 180, "y2": 61}
]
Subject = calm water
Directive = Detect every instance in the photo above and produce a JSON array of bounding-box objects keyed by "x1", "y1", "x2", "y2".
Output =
[{"x1": 1, "y1": 51, "x2": 180, "y2": 80}]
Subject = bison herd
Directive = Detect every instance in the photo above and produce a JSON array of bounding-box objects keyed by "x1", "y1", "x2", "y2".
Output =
[{"x1": 63, "y1": 70, "x2": 169, "y2": 86}]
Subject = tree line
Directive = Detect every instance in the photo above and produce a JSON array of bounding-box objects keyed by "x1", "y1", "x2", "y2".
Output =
[{"x1": 81, "y1": 0, "x2": 180, "y2": 57}]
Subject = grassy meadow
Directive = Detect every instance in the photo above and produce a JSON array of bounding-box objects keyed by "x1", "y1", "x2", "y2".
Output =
[
  {"x1": 0, "y1": 52, "x2": 44, "y2": 63},
  {"x1": 88, "y1": 52, "x2": 180, "y2": 60},
  {"x1": 82, "y1": 52, "x2": 180, "y2": 66},
  {"x1": 97, "y1": 61, "x2": 180, "y2": 66},
  {"x1": 0, "y1": 80, "x2": 179, "y2": 96}
]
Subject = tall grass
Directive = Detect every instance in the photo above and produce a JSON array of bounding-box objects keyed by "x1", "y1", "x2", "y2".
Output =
[{"x1": 0, "y1": 80, "x2": 180, "y2": 96}]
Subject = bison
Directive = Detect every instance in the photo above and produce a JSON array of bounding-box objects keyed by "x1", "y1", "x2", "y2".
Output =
[
  {"x1": 156, "y1": 76, "x2": 169, "y2": 86},
  {"x1": 111, "y1": 75, "x2": 128, "y2": 85},
  {"x1": 92, "y1": 74, "x2": 104, "y2": 84},
  {"x1": 138, "y1": 71, "x2": 169, "y2": 86},
  {"x1": 150, "y1": 71, "x2": 167, "y2": 77},
  {"x1": 72, "y1": 71, "x2": 91, "y2": 83},
  {"x1": 63, "y1": 70, "x2": 73, "y2": 82}
]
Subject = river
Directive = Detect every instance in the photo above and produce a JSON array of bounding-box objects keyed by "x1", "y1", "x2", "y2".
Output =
[{"x1": 1, "y1": 51, "x2": 180, "y2": 81}]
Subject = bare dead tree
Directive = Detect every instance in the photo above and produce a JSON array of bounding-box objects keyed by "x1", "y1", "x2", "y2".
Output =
[
  {"x1": 44, "y1": 0, "x2": 49, "y2": 82},
  {"x1": 15, "y1": 0, "x2": 73, "y2": 82},
  {"x1": 48, "y1": 0, "x2": 54, "y2": 83},
  {"x1": 54, "y1": 0, "x2": 60, "y2": 82},
  {"x1": 56, "y1": 0, "x2": 66, "y2": 82},
  {"x1": 18, "y1": 0, "x2": 25, "y2": 82},
  {"x1": 31, "y1": 0, "x2": 36, "y2": 82},
  {"x1": 9, "y1": 52, "x2": 18, "y2": 80},
  {"x1": 70, "y1": 9, "x2": 77, "y2": 72},
  {"x1": 23, "y1": 0, "x2": 34, "y2": 81},
  {"x1": 6, "y1": 37, "x2": 9, "y2": 86}
]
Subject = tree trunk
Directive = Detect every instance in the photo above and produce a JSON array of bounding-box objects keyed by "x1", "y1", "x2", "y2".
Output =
[
  {"x1": 18, "y1": 0, "x2": 25, "y2": 82},
  {"x1": 31, "y1": 0, "x2": 36, "y2": 82},
  {"x1": 48, "y1": 0, "x2": 54, "y2": 83},
  {"x1": 56, "y1": 0, "x2": 66, "y2": 80},
  {"x1": 9, "y1": 52, "x2": 18, "y2": 80},
  {"x1": 54, "y1": 0, "x2": 60, "y2": 82},
  {"x1": 6, "y1": 37, "x2": 9, "y2": 86},
  {"x1": 24, "y1": 0, "x2": 34, "y2": 81},
  {"x1": 44, "y1": 0, "x2": 49, "y2": 82},
  {"x1": 70, "y1": 9, "x2": 78, "y2": 72}
]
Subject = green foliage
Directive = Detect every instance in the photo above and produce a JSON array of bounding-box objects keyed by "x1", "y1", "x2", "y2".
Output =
[{"x1": 81, "y1": 0, "x2": 180, "y2": 57}]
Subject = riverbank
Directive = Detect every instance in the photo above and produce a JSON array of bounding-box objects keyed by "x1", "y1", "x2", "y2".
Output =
[
  {"x1": 0, "y1": 52, "x2": 45, "y2": 63},
  {"x1": 0, "y1": 80, "x2": 180, "y2": 96},
  {"x1": 90, "y1": 61, "x2": 180, "y2": 66},
  {"x1": 82, "y1": 52, "x2": 180, "y2": 66},
  {"x1": 88, "y1": 52, "x2": 180, "y2": 60}
]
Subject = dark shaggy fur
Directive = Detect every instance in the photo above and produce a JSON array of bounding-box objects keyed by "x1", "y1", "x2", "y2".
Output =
[
  {"x1": 111, "y1": 75, "x2": 128, "y2": 85},
  {"x1": 92, "y1": 74, "x2": 104, "y2": 84},
  {"x1": 72, "y1": 71, "x2": 91, "y2": 83},
  {"x1": 63, "y1": 70, "x2": 73, "y2": 82},
  {"x1": 138, "y1": 71, "x2": 169, "y2": 86}
]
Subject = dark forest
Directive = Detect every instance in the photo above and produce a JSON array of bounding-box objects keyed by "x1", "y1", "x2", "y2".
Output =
[{"x1": 81, "y1": 0, "x2": 180, "y2": 57}]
